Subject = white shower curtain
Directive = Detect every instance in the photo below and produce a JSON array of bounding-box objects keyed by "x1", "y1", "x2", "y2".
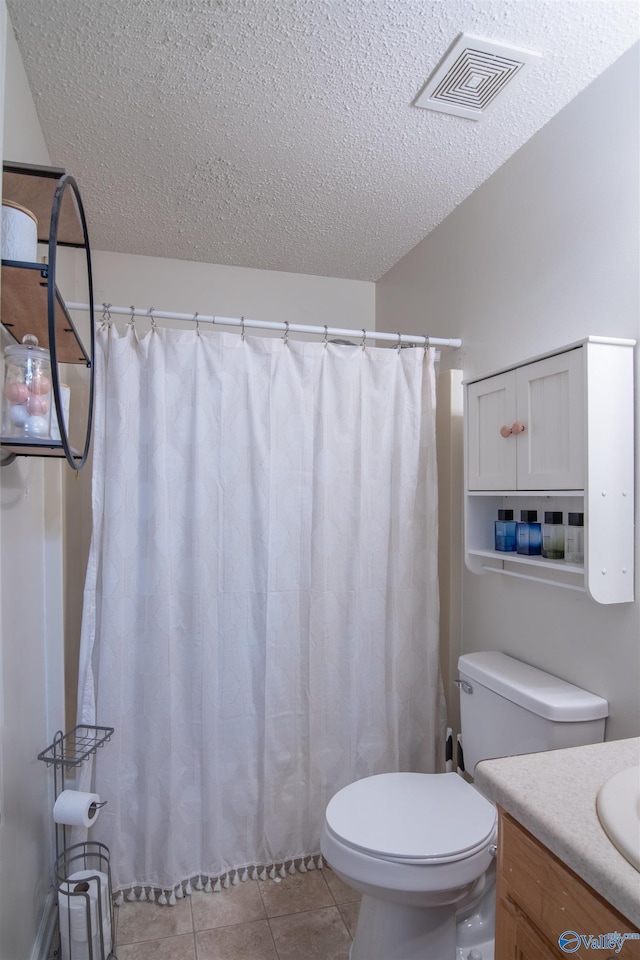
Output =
[{"x1": 77, "y1": 322, "x2": 444, "y2": 897}]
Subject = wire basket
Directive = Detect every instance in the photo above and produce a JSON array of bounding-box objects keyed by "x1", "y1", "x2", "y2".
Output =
[
  {"x1": 55, "y1": 841, "x2": 115, "y2": 960},
  {"x1": 38, "y1": 726, "x2": 114, "y2": 769}
]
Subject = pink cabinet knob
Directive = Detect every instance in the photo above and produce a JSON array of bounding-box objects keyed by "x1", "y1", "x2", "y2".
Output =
[{"x1": 500, "y1": 422, "x2": 526, "y2": 438}]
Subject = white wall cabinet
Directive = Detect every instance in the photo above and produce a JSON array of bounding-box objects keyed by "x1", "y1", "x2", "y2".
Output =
[
  {"x1": 467, "y1": 349, "x2": 584, "y2": 491},
  {"x1": 464, "y1": 338, "x2": 635, "y2": 603}
]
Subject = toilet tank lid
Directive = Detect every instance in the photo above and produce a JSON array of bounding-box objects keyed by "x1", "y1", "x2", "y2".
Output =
[{"x1": 457, "y1": 652, "x2": 609, "y2": 722}]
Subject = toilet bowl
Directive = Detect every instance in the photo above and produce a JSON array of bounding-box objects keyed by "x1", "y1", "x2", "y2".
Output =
[
  {"x1": 320, "y1": 652, "x2": 609, "y2": 960},
  {"x1": 321, "y1": 772, "x2": 497, "y2": 960}
]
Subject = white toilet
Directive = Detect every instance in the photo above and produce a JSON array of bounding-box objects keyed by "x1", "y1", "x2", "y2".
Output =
[{"x1": 320, "y1": 652, "x2": 608, "y2": 960}]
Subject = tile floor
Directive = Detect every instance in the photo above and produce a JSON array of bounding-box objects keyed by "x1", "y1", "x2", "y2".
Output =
[{"x1": 112, "y1": 867, "x2": 360, "y2": 960}]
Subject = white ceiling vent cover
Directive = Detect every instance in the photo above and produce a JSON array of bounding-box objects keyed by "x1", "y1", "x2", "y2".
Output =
[{"x1": 415, "y1": 33, "x2": 541, "y2": 120}]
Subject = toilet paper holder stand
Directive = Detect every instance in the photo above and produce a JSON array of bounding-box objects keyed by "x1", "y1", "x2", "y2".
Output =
[{"x1": 38, "y1": 725, "x2": 116, "y2": 959}]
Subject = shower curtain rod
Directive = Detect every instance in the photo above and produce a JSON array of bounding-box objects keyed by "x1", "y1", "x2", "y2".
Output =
[{"x1": 66, "y1": 302, "x2": 462, "y2": 349}]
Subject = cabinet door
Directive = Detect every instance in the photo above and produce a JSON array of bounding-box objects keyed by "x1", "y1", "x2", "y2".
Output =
[
  {"x1": 467, "y1": 371, "x2": 517, "y2": 490},
  {"x1": 515, "y1": 349, "x2": 584, "y2": 490},
  {"x1": 497, "y1": 811, "x2": 640, "y2": 960},
  {"x1": 497, "y1": 895, "x2": 566, "y2": 960}
]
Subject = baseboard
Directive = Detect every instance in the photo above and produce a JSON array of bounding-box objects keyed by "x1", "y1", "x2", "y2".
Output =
[{"x1": 31, "y1": 887, "x2": 57, "y2": 960}]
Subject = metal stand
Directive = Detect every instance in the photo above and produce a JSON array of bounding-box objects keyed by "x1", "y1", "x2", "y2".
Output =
[{"x1": 38, "y1": 726, "x2": 116, "y2": 960}]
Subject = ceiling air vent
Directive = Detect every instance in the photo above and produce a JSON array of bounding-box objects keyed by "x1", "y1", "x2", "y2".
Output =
[{"x1": 414, "y1": 33, "x2": 541, "y2": 120}]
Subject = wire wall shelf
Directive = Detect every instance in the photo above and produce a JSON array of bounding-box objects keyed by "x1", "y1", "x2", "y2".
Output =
[{"x1": 38, "y1": 725, "x2": 114, "y2": 769}]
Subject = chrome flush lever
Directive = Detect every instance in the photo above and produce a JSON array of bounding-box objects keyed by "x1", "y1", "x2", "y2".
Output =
[{"x1": 453, "y1": 680, "x2": 473, "y2": 695}]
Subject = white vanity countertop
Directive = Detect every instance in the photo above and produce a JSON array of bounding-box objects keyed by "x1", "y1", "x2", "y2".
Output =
[{"x1": 475, "y1": 737, "x2": 640, "y2": 928}]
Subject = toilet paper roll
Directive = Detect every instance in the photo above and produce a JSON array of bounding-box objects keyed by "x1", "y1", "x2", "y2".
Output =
[
  {"x1": 1, "y1": 201, "x2": 38, "y2": 262},
  {"x1": 59, "y1": 870, "x2": 112, "y2": 959},
  {"x1": 53, "y1": 790, "x2": 102, "y2": 828}
]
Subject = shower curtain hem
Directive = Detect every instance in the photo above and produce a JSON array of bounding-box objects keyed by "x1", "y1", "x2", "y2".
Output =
[{"x1": 113, "y1": 852, "x2": 326, "y2": 905}]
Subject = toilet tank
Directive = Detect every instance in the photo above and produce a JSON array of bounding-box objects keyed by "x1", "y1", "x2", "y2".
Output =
[{"x1": 458, "y1": 652, "x2": 608, "y2": 774}]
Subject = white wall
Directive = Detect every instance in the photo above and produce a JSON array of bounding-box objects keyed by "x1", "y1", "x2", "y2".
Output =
[
  {"x1": 377, "y1": 44, "x2": 640, "y2": 742},
  {"x1": 0, "y1": 11, "x2": 66, "y2": 960},
  {"x1": 89, "y1": 249, "x2": 374, "y2": 333}
]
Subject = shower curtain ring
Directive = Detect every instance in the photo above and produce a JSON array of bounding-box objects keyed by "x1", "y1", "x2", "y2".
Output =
[
  {"x1": 148, "y1": 307, "x2": 157, "y2": 331},
  {"x1": 283, "y1": 321, "x2": 289, "y2": 345},
  {"x1": 396, "y1": 332, "x2": 402, "y2": 350},
  {"x1": 323, "y1": 325, "x2": 329, "y2": 347},
  {"x1": 240, "y1": 316, "x2": 245, "y2": 341},
  {"x1": 100, "y1": 303, "x2": 112, "y2": 327},
  {"x1": 423, "y1": 336, "x2": 430, "y2": 353},
  {"x1": 194, "y1": 312, "x2": 200, "y2": 336},
  {"x1": 128, "y1": 306, "x2": 136, "y2": 328},
  {"x1": 361, "y1": 329, "x2": 367, "y2": 350}
]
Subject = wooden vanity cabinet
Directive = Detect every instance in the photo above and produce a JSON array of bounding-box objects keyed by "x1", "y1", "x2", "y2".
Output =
[{"x1": 496, "y1": 808, "x2": 640, "y2": 960}]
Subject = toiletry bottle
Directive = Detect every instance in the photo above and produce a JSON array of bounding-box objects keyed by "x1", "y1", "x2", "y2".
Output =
[
  {"x1": 565, "y1": 512, "x2": 584, "y2": 564},
  {"x1": 494, "y1": 509, "x2": 517, "y2": 552},
  {"x1": 542, "y1": 511, "x2": 565, "y2": 559},
  {"x1": 516, "y1": 510, "x2": 542, "y2": 556}
]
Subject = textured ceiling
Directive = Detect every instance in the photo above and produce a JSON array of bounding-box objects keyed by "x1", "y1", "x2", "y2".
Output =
[{"x1": 6, "y1": 1, "x2": 639, "y2": 281}]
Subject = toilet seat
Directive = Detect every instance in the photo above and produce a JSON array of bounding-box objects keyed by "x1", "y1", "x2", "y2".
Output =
[{"x1": 324, "y1": 772, "x2": 497, "y2": 865}]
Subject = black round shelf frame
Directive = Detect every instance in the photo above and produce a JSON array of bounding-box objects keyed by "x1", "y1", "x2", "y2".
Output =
[{"x1": 48, "y1": 174, "x2": 95, "y2": 471}]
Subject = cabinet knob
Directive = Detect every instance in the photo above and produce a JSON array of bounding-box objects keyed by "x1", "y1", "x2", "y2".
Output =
[{"x1": 500, "y1": 422, "x2": 526, "y2": 438}]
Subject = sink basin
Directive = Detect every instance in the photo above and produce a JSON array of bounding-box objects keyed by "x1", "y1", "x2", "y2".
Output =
[{"x1": 596, "y1": 766, "x2": 640, "y2": 872}]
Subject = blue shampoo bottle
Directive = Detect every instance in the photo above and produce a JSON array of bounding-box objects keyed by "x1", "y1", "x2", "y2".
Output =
[
  {"x1": 494, "y1": 509, "x2": 517, "y2": 552},
  {"x1": 516, "y1": 510, "x2": 542, "y2": 556}
]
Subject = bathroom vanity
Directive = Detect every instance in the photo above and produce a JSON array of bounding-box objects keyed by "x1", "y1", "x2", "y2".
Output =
[
  {"x1": 475, "y1": 739, "x2": 640, "y2": 959},
  {"x1": 495, "y1": 812, "x2": 639, "y2": 959}
]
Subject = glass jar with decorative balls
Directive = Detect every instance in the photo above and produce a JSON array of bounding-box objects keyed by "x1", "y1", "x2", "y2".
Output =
[{"x1": 2, "y1": 334, "x2": 53, "y2": 439}]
